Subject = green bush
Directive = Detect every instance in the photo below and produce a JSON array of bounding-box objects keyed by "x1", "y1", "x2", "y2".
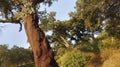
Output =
[
  {"x1": 57, "y1": 49, "x2": 90, "y2": 67},
  {"x1": 55, "y1": 47, "x2": 68, "y2": 60},
  {"x1": 76, "y1": 42, "x2": 100, "y2": 53},
  {"x1": 98, "y1": 37, "x2": 120, "y2": 49}
]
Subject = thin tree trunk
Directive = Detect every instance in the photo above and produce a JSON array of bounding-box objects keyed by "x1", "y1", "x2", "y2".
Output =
[
  {"x1": 23, "y1": 13, "x2": 58, "y2": 67},
  {"x1": 91, "y1": 31, "x2": 95, "y2": 41}
]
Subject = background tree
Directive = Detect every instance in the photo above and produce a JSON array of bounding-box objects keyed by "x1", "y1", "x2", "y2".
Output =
[
  {"x1": 103, "y1": 0, "x2": 120, "y2": 39},
  {"x1": 40, "y1": 12, "x2": 87, "y2": 50},
  {"x1": 70, "y1": 0, "x2": 104, "y2": 41},
  {"x1": 0, "y1": 0, "x2": 58, "y2": 67},
  {"x1": 9, "y1": 46, "x2": 34, "y2": 67},
  {"x1": 40, "y1": 0, "x2": 120, "y2": 66},
  {"x1": 0, "y1": 45, "x2": 34, "y2": 67},
  {"x1": 40, "y1": 0, "x2": 104, "y2": 49},
  {"x1": 0, "y1": 45, "x2": 9, "y2": 67}
]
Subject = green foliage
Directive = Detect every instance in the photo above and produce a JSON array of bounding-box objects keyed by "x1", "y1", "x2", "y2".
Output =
[
  {"x1": 9, "y1": 46, "x2": 34, "y2": 65},
  {"x1": 39, "y1": 0, "x2": 120, "y2": 55},
  {"x1": 0, "y1": 45, "x2": 34, "y2": 67},
  {"x1": 13, "y1": 1, "x2": 36, "y2": 20},
  {"x1": 0, "y1": 0, "x2": 13, "y2": 19},
  {"x1": 41, "y1": 0, "x2": 120, "y2": 47},
  {"x1": 69, "y1": 0, "x2": 104, "y2": 40},
  {"x1": 55, "y1": 47, "x2": 68, "y2": 60},
  {"x1": 97, "y1": 32, "x2": 120, "y2": 49},
  {"x1": 76, "y1": 41, "x2": 100, "y2": 53},
  {"x1": 101, "y1": 0, "x2": 120, "y2": 39},
  {"x1": 40, "y1": 12, "x2": 56, "y2": 31},
  {"x1": 105, "y1": 20, "x2": 120, "y2": 39},
  {"x1": 76, "y1": 44, "x2": 94, "y2": 53},
  {"x1": 0, "y1": 0, "x2": 56, "y2": 21},
  {"x1": 1, "y1": 0, "x2": 120, "y2": 66},
  {"x1": 57, "y1": 49, "x2": 90, "y2": 67}
]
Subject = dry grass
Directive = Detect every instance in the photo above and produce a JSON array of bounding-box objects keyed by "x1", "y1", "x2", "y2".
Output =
[
  {"x1": 101, "y1": 48, "x2": 120, "y2": 61},
  {"x1": 86, "y1": 47, "x2": 120, "y2": 67},
  {"x1": 101, "y1": 48, "x2": 120, "y2": 67},
  {"x1": 102, "y1": 53, "x2": 120, "y2": 67},
  {"x1": 85, "y1": 53, "x2": 102, "y2": 67}
]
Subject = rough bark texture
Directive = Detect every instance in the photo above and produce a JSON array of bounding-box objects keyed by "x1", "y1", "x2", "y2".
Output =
[{"x1": 23, "y1": 13, "x2": 58, "y2": 67}]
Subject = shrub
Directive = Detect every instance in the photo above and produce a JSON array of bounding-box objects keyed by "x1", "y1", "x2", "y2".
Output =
[
  {"x1": 57, "y1": 49, "x2": 90, "y2": 67},
  {"x1": 98, "y1": 37, "x2": 120, "y2": 49},
  {"x1": 55, "y1": 47, "x2": 68, "y2": 60}
]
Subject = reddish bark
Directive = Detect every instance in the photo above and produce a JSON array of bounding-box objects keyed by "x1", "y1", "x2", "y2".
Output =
[{"x1": 23, "y1": 13, "x2": 58, "y2": 67}]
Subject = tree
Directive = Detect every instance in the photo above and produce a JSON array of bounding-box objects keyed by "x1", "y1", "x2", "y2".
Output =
[
  {"x1": 0, "y1": 0, "x2": 58, "y2": 67},
  {"x1": 40, "y1": 0, "x2": 104, "y2": 47},
  {"x1": 9, "y1": 45, "x2": 34, "y2": 66},
  {"x1": 70, "y1": 0, "x2": 104, "y2": 41},
  {"x1": 40, "y1": 13, "x2": 87, "y2": 48},
  {"x1": 103, "y1": 0, "x2": 120, "y2": 39},
  {"x1": 71, "y1": 0, "x2": 120, "y2": 66},
  {"x1": 0, "y1": 45, "x2": 34, "y2": 67},
  {"x1": 0, "y1": 45, "x2": 9, "y2": 67},
  {"x1": 69, "y1": 0, "x2": 120, "y2": 41}
]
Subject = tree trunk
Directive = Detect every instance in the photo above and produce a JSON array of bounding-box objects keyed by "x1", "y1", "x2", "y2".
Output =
[
  {"x1": 91, "y1": 31, "x2": 95, "y2": 41},
  {"x1": 23, "y1": 13, "x2": 58, "y2": 67}
]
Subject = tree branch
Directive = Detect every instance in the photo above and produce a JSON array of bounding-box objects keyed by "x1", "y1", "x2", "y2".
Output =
[
  {"x1": 18, "y1": 22, "x2": 22, "y2": 32},
  {"x1": 0, "y1": 19, "x2": 22, "y2": 32},
  {"x1": 34, "y1": 0, "x2": 45, "y2": 5},
  {"x1": 0, "y1": 20, "x2": 18, "y2": 23}
]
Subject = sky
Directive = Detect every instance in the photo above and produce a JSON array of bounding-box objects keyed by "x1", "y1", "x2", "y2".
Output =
[{"x1": 0, "y1": 0, "x2": 76, "y2": 48}]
